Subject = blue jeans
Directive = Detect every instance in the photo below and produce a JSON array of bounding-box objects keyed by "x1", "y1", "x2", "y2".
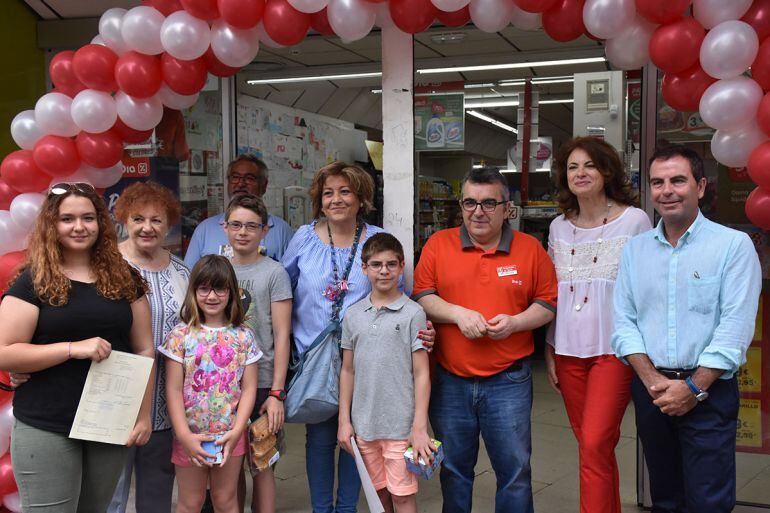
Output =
[
  {"x1": 429, "y1": 361, "x2": 534, "y2": 513},
  {"x1": 306, "y1": 415, "x2": 361, "y2": 513}
]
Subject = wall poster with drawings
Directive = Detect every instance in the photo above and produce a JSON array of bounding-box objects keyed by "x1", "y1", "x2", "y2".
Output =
[{"x1": 236, "y1": 95, "x2": 368, "y2": 225}]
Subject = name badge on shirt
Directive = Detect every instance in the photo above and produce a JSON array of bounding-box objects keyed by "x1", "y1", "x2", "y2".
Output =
[
  {"x1": 219, "y1": 244, "x2": 234, "y2": 258},
  {"x1": 497, "y1": 265, "x2": 518, "y2": 277}
]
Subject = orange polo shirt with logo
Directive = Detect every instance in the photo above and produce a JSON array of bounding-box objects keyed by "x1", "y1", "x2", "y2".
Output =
[{"x1": 413, "y1": 224, "x2": 557, "y2": 378}]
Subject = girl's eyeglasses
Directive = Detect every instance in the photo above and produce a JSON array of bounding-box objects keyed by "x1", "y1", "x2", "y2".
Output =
[
  {"x1": 49, "y1": 183, "x2": 96, "y2": 196},
  {"x1": 196, "y1": 286, "x2": 230, "y2": 298}
]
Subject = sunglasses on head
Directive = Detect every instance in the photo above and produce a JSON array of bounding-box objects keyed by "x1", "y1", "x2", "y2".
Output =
[{"x1": 49, "y1": 183, "x2": 96, "y2": 196}]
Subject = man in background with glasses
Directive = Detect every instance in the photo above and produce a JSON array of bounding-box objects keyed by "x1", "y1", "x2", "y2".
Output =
[
  {"x1": 413, "y1": 167, "x2": 557, "y2": 513},
  {"x1": 184, "y1": 154, "x2": 293, "y2": 268}
]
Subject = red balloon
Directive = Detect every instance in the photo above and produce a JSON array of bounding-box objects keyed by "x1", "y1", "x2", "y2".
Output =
[
  {"x1": 112, "y1": 119, "x2": 154, "y2": 143},
  {"x1": 390, "y1": 0, "x2": 437, "y2": 34},
  {"x1": 743, "y1": 0, "x2": 770, "y2": 43},
  {"x1": 753, "y1": 37, "x2": 770, "y2": 91},
  {"x1": 0, "y1": 181, "x2": 17, "y2": 211},
  {"x1": 310, "y1": 7, "x2": 335, "y2": 36},
  {"x1": 115, "y1": 52, "x2": 163, "y2": 99},
  {"x1": 0, "y1": 454, "x2": 16, "y2": 496},
  {"x1": 746, "y1": 186, "x2": 770, "y2": 230},
  {"x1": 180, "y1": 0, "x2": 220, "y2": 19},
  {"x1": 263, "y1": 0, "x2": 311, "y2": 46},
  {"x1": 0, "y1": 251, "x2": 26, "y2": 293},
  {"x1": 661, "y1": 64, "x2": 716, "y2": 112},
  {"x1": 33, "y1": 136, "x2": 80, "y2": 177},
  {"x1": 436, "y1": 6, "x2": 470, "y2": 27},
  {"x1": 203, "y1": 47, "x2": 241, "y2": 77},
  {"x1": 514, "y1": 0, "x2": 559, "y2": 13},
  {"x1": 160, "y1": 54, "x2": 208, "y2": 95},
  {"x1": 635, "y1": 0, "x2": 691, "y2": 24},
  {"x1": 649, "y1": 17, "x2": 705, "y2": 74},
  {"x1": 757, "y1": 93, "x2": 770, "y2": 137},
  {"x1": 748, "y1": 141, "x2": 770, "y2": 190},
  {"x1": 0, "y1": 151, "x2": 50, "y2": 193},
  {"x1": 49, "y1": 51, "x2": 86, "y2": 98},
  {"x1": 218, "y1": 0, "x2": 265, "y2": 29},
  {"x1": 364, "y1": 0, "x2": 387, "y2": 2},
  {"x1": 72, "y1": 44, "x2": 119, "y2": 92},
  {"x1": 141, "y1": 0, "x2": 184, "y2": 15},
  {"x1": 76, "y1": 130, "x2": 124, "y2": 169},
  {"x1": 542, "y1": 0, "x2": 585, "y2": 42}
]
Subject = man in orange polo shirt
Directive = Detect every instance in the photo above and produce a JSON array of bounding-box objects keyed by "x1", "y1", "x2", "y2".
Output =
[{"x1": 414, "y1": 167, "x2": 557, "y2": 513}]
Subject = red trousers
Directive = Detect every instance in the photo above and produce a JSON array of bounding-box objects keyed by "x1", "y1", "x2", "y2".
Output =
[{"x1": 555, "y1": 354, "x2": 633, "y2": 513}]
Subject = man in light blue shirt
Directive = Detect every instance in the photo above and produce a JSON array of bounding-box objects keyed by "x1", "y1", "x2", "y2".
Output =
[
  {"x1": 184, "y1": 154, "x2": 293, "y2": 268},
  {"x1": 612, "y1": 145, "x2": 761, "y2": 513}
]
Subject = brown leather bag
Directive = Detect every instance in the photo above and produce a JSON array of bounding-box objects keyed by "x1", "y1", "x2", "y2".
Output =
[{"x1": 248, "y1": 414, "x2": 279, "y2": 473}]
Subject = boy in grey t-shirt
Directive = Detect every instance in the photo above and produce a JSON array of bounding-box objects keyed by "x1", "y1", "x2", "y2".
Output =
[
  {"x1": 224, "y1": 194, "x2": 292, "y2": 513},
  {"x1": 338, "y1": 233, "x2": 435, "y2": 512}
]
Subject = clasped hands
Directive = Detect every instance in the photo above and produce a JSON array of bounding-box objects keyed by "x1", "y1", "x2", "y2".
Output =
[
  {"x1": 455, "y1": 307, "x2": 518, "y2": 340},
  {"x1": 648, "y1": 377, "x2": 697, "y2": 417}
]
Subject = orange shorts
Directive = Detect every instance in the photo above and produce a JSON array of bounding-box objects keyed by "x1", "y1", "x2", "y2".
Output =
[
  {"x1": 356, "y1": 437, "x2": 418, "y2": 496},
  {"x1": 171, "y1": 432, "x2": 248, "y2": 468}
]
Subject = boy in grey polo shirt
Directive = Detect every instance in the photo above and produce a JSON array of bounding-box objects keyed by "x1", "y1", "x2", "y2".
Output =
[{"x1": 338, "y1": 233, "x2": 435, "y2": 512}]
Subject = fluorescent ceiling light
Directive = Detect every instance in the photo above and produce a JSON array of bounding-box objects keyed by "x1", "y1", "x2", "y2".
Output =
[
  {"x1": 497, "y1": 76, "x2": 574, "y2": 86},
  {"x1": 541, "y1": 98, "x2": 574, "y2": 104},
  {"x1": 464, "y1": 98, "x2": 573, "y2": 108},
  {"x1": 416, "y1": 57, "x2": 606, "y2": 75},
  {"x1": 247, "y1": 71, "x2": 382, "y2": 85},
  {"x1": 467, "y1": 110, "x2": 517, "y2": 134}
]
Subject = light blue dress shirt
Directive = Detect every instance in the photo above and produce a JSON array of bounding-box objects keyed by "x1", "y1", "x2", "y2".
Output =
[
  {"x1": 612, "y1": 211, "x2": 761, "y2": 379},
  {"x1": 184, "y1": 212, "x2": 293, "y2": 268}
]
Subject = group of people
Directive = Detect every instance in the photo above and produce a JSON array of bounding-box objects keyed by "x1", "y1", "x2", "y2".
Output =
[{"x1": 0, "y1": 137, "x2": 760, "y2": 513}]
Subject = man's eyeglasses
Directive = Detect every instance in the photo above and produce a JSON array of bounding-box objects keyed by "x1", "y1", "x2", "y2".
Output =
[
  {"x1": 228, "y1": 173, "x2": 262, "y2": 184},
  {"x1": 366, "y1": 261, "x2": 401, "y2": 272},
  {"x1": 196, "y1": 286, "x2": 229, "y2": 297},
  {"x1": 223, "y1": 221, "x2": 266, "y2": 232},
  {"x1": 460, "y1": 198, "x2": 508, "y2": 213},
  {"x1": 49, "y1": 182, "x2": 96, "y2": 196}
]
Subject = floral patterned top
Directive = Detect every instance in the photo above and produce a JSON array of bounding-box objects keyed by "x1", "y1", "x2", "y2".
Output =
[{"x1": 159, "y1": 323, "x2": 261, "y2": 434}]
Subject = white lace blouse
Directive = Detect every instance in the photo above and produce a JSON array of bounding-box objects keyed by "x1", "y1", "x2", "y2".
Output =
[{"x1": 547, "y1": 207, "x2": 652, "y2": 358}]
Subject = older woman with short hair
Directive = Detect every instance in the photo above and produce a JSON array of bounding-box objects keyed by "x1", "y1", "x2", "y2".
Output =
[{"x1": 109, "y1": 181, "x2": 190, "y2": 513}]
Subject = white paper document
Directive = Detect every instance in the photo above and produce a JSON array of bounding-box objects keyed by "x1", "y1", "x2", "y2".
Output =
[
  {"x1": 69, "y1": 351, "x2": 153, "y2": 445},
  {"x1": 350, "y1": 437, "x2": 385, "y2": 513}
]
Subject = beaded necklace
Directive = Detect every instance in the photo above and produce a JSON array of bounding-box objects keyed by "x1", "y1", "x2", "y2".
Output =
[
  {"x1": 323, "y1": 220, "x2": 364, "y2": 322},
  {"x1": 567, "y1": 202, "x2": 612, "y2": 312}
]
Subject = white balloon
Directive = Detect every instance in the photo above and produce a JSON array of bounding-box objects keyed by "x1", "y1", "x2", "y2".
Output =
[
  {"x1": 470, "y1": 0, "x2": 514, "y2": 32},
  {"x1": 510, "y1": 5, "x2": 541, "y2": 31},
  {"x1": 288, "y1": 0, "x2": 329, "y2": 13},
  {"x1": 70, "y1": 90, "x2": 117, "y2": 134},
  {"x1": 328, "y1": 0, "x2": 377, "y2": 41},
  {"x1": 374, "y1": 2, "x2": 394, "y2": 28},
  {"x1": 693, "y1": 0, "x2": 752, "y2": 29},
  {"x1": 121, "y1": 6, "x2": 166, "y2": 55},
  {"x1": 255, "y1": 22, "x2": 287, "y2": 49},
  {"x1": 210, "y1": 20, "x2": 260, "y2": 68},
  {"x1": 10, "y1": 110, "x2": 44, "y2": 150},
  {"x1": 0, "y1": 211, "x2": 27, "y2": 254},
  {"x1": 91, "y1": 35, "x2": 106, "y2": 46},
  {"x1": 432, "y1": 0, "x2": 471, "y2": 12},
  {"x1": 35, "y1": 93, "x2": 78, "y2": 138},
  {"x1": 711, "y1": 121, "x2": 768, "y2": 168},
  {"x1": 605, "y1": 16, "x2": 656, "y2": 70},
  {"x1": 160, "y1": 11, "x2": 211, "y2": 60},
  {"x1": 157, "y1": 84, "x2": 200, "y2": 110},
  {"x1": 0, "y1": 405, "x2": 12, "y2": 441},
  {"x1": 82, "y1": 163, "x2": 125, "y2": 189},
  {"x1": 115, "y1": 92, "x2": 164, "y2": 131},
  {"x1": 583, "y1": 0, "x2": 636, "y2": 40},
  {"x1": 699, "y1": 77, "x2": 764, "y2": 131},
  {"x1": 699, "y1": 20, "x2": 758, "y2": 80},
  {"x1": 3, "y1": 492, "x2": 20, "y2": 513},
  {"x1": 10, "y1": 193, "x2": 45, "y2": 232},
  {"x1": 98, "y1": 8, "x2": 129, "y2": 55}
]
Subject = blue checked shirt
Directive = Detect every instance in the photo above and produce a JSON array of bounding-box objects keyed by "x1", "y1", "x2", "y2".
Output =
[{"x1": 612, "y1": 211, "x2": 761, "y2": 379}]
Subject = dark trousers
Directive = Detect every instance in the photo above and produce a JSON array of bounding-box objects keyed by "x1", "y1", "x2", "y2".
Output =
[{"x1": 631, "y1": 375, "x2": 739, "y2": 513}]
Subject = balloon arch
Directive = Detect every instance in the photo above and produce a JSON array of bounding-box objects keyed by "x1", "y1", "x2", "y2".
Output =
[{"x1": 0, "y1": 0, "x2": 768, "y2": 505}]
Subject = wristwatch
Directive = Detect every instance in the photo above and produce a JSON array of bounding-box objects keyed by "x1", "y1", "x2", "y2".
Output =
[
  {"x1": 685, "y1": 376, "x2": 709, "y2": 402},
  {"x1": 268, "y1": 389, "x2": 287, "y2": 401}
]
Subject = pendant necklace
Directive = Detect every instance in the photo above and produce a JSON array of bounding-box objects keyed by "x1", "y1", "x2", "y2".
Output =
[
  {"x1": 568, "y1": 201, "x2": 612, "y2": 312},
  {"x1": 323, "y1": 220, "x2": 364, "y2": 322}
]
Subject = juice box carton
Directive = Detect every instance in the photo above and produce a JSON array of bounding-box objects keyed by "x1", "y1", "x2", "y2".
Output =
[{"x1": 403, "y1": 439, "x2": 444, "y2": 479}]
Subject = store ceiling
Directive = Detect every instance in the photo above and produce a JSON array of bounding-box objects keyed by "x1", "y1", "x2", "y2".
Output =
[{"x1": 26, "y1": 0, "x2": 608, "y2": 159}]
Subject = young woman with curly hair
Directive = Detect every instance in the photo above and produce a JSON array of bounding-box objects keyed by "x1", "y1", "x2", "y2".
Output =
[{"x1": 0, "y1": 182, "x2": 155, "y2": 513}]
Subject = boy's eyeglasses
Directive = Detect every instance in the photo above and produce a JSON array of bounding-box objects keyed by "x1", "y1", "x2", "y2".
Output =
[
  {"x1": 223, "y1": 221, "x2": 265, "y2": 232},
  {"x1": 460, "y1": 198, "x2": 508, "y2": 212},
  {"x1": 196, "y1": 286, "x2": 229, "y2": 297},
  {"x1": 366, "y1": 261, "x2": 401, "y2": 272},
  {"x1": 49, "y1": 182, "x2": 96, "y2": 196}
]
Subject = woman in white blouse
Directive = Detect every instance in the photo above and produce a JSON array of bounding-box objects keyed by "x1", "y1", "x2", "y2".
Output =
[{"x1": 546, "y1": 137, "x2": 651, "y2": 513}]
